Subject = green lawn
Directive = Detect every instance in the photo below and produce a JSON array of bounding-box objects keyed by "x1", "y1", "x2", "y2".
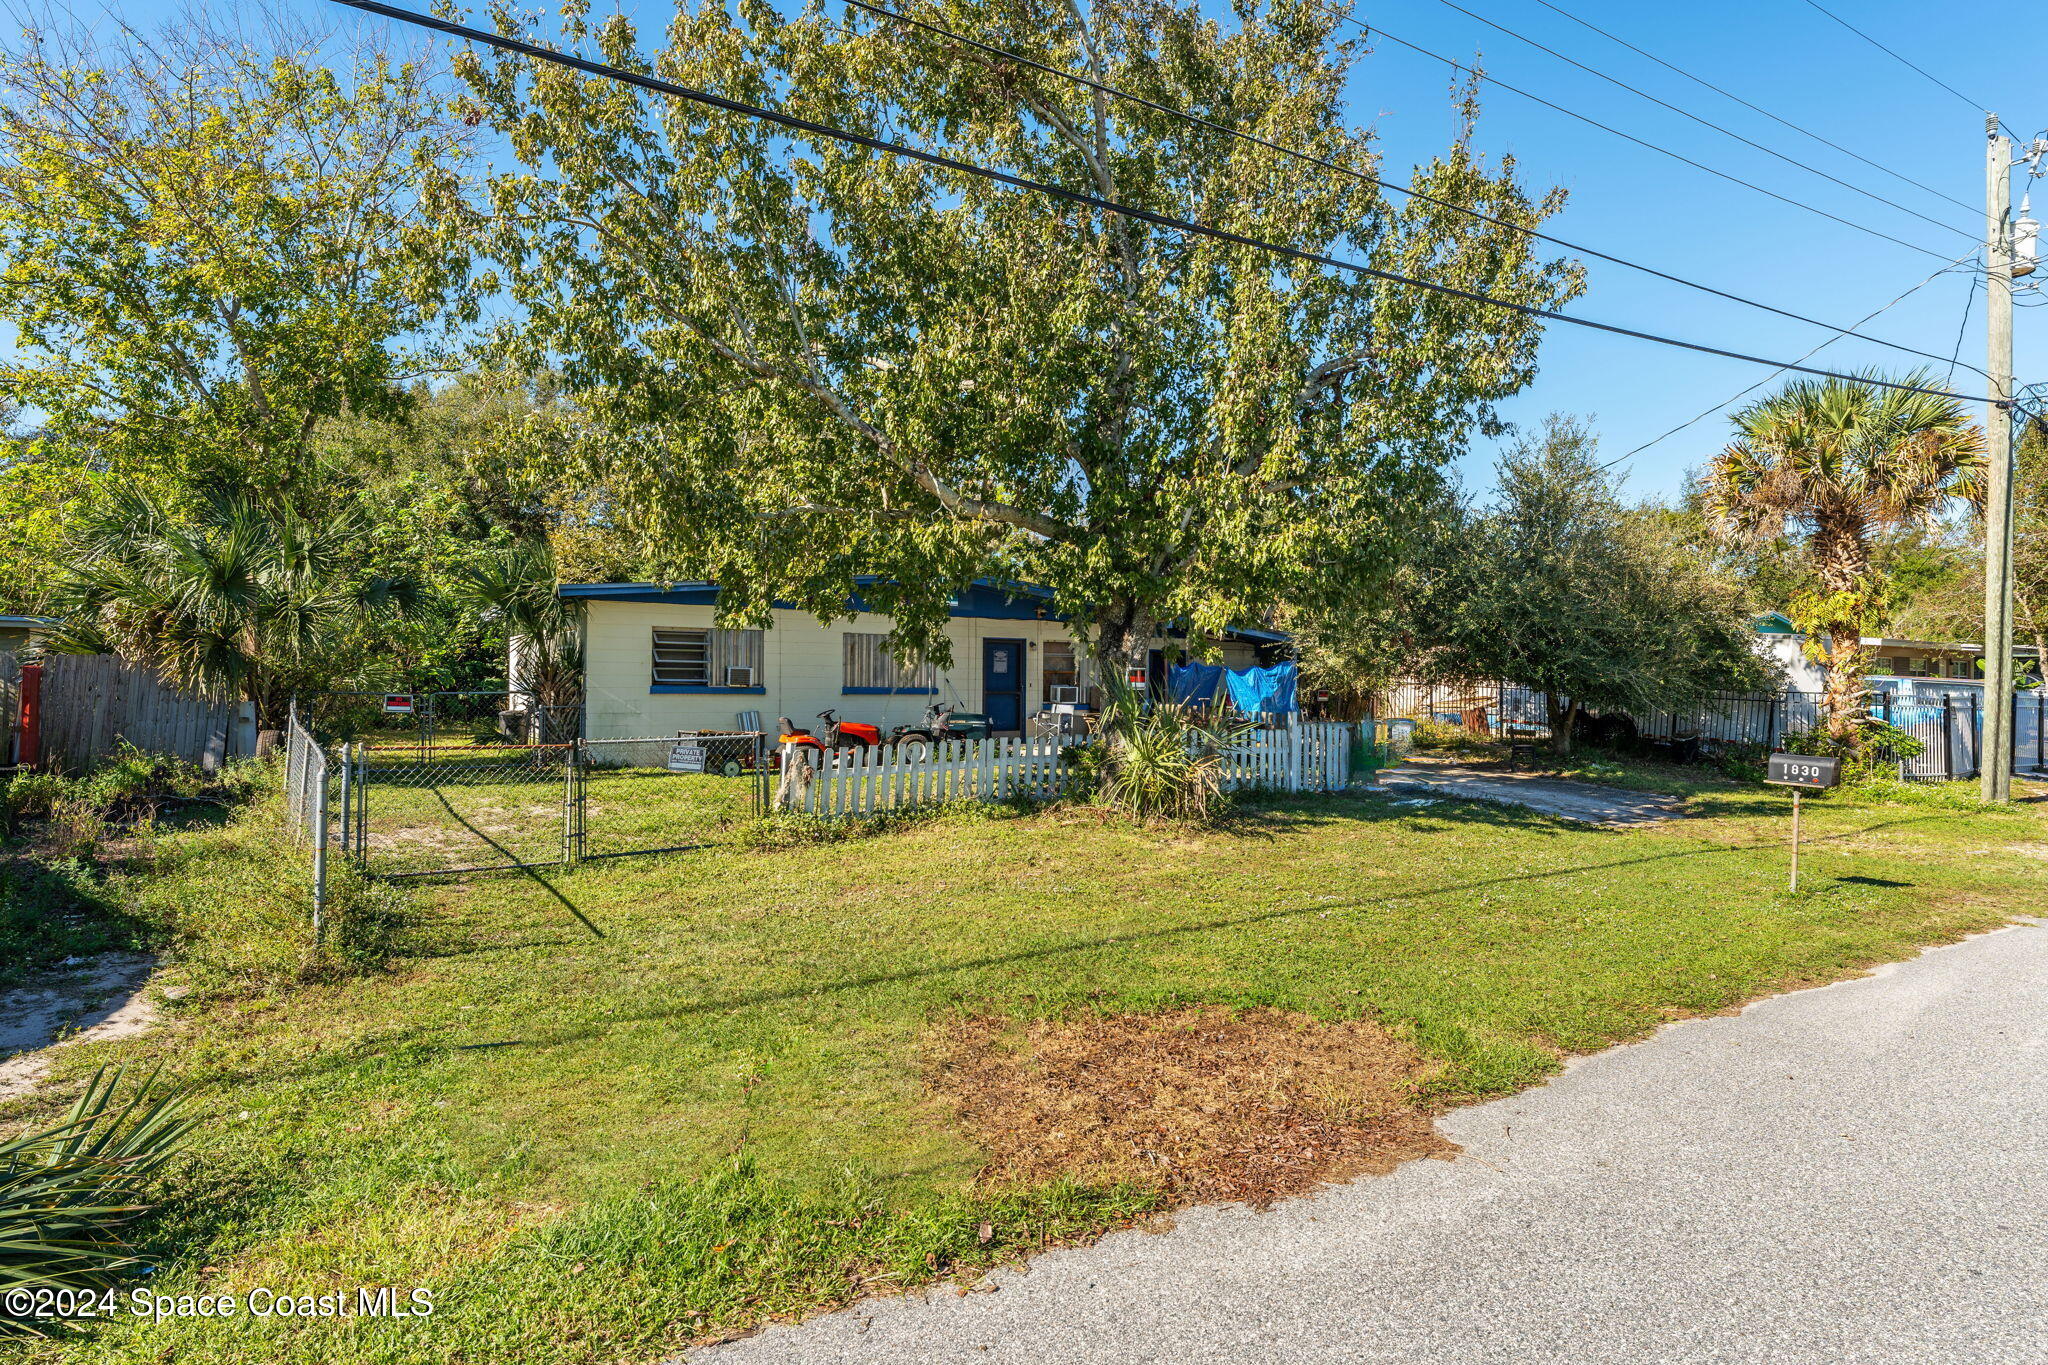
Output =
[{"x1": 13, "y1": 769, "x2": 2046, "y2": 1364}]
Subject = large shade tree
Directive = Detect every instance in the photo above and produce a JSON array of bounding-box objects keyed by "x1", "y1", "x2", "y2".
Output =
[
  {"x1": 1703, "y1": 373, "x2": 1984, "y2": 742},
  {"x1": 2016, "y1": 417, "x2": 2048, "y2": 678},
  {"x1": 1419, "y1": 416, "x2": 1773, "y2": 754},
  {"x1": 0, "y1": 15, "x2": 471, "y2": 494},
  {"x1": 443, "y1": 0, "x2": 1581, "y2": 676}
]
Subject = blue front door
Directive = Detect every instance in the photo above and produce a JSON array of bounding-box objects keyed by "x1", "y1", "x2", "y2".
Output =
[{"x1": 982, "y1": 639, "x2": 1025, "y2": 733}]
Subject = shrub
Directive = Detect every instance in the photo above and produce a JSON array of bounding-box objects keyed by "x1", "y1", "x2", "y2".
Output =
[
  {"x1": 0, "y1": 1068, "x2": 193, "y2": 1335},
  {"x1": 1091, "y1": 685, "x2": 1250, "y2": 823},
  {"x1": 0, "y1": 770, "x2": 75, "y2": 825},
  {"x1": 1407, "y1": 717, "x2": 1498, "y2": 756},
  {"x1": 119, "y1": 798, "x2": 413, "y2": 998},
  {"x1": 1711, "y1": 741, "x2": 1768, "y2": 783},
  {"x1": 1781, "y1": 718, "x2": 1925, "y2": 785}
]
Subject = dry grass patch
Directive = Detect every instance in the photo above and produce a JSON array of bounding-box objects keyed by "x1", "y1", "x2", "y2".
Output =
[{"x1": 928, "y1": 1006, "x2": 1455, "y2": 1208}]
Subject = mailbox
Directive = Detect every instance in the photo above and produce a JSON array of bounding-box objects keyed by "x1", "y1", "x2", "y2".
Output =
[{"x1": 1765, "y1": 752, "x2": 1841, "y2": 790}]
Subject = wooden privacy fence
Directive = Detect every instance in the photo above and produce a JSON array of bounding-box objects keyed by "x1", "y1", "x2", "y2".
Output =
[
  {"x1": 775, "y1": 722, "x2": 1355, "y2": 817},
  {"x1": 0, "y1": 654, "x2": 17, "y2": 773},
  {"x1": 32, "y1": 653, "x2": 239, "y2": 772},
  {"x1": 0, "y1": 652, "x2": 17, "y2": 766}
]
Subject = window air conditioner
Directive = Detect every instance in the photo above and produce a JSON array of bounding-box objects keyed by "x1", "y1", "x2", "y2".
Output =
[
  {"x1": 1049, "y1": 685, "x2": 1082, "y2": 705},
  {"x1": 725, "y1": 666, "x2": 756, "y2": 687}
]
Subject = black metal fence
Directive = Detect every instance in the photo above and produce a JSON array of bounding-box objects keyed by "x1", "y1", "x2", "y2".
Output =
[{"x1": 1377, "y1": 678, "x2": 2048, "y2": 781}]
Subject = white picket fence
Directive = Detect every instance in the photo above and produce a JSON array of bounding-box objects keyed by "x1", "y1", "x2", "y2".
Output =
[
  {"x1": 1219, "y1": 722, "x2": 1352, "y2": 793},
  {"x1": 777, "y1": 735, "x2": 1067, "y2": 815},
  {"x1": 774, "y1": 721, "x2": 1353, "y2": 817}
]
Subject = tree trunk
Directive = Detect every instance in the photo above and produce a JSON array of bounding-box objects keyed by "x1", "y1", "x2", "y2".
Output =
[
  {"x1": 1088, "y1": 604, "x2": 1157, "y2": 705},
  {"x1": 1822, "y1": 630, "x2": 1867, "y2": 745},
  {"x1": 1545, "y1": 692, "x2": 1578, "y2": 756},
  {"x1": 1805, "y1": 516, "x2": 1873, "y2": 748}
]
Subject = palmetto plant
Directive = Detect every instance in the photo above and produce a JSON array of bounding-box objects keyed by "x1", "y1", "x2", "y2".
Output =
[
  {"x1": 1092, "y1": 680, "x2": 1252, "y2": 823},
  {"x1": 1704, "y1": 372, "x2": 1984, "y2": 742},
  {"x1": 50, "y1": 488, "x2": 422, "y2": 740},
  {"x1": 2, "y1": 1068, "x2": 193, "y2": 1334},
  {"x1": 447, "y1": 539, "x2": 584, "y2": 713}
]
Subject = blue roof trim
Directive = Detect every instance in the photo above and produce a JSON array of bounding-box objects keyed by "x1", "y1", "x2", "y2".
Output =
[{"x1": 557, "y1": 579, "x2": 1287, "y2": 643}]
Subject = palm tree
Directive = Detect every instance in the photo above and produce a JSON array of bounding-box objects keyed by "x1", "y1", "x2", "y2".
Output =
[
  {"x1": 447, "y1": 539, "x2": 584, "y2": 738},
  {"x1": 1703, "y1": 372, "x2": 1984, "y2": 743},
  {"x1": 50, "y1": 488, "x2": 421, "y2": 749}
]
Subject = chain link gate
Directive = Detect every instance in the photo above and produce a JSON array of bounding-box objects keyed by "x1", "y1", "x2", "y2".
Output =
[{"x1": 319, "y1": 701, "x2": 770, "y2": 878}]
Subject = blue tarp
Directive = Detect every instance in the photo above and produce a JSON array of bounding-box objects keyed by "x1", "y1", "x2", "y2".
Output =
[
  {"x1": 1168, "y1": 661, "x2": 1224, "y2": 705},
  {"x1": 1225, "y1": 661, "x2": 1298, "y2": 716}
]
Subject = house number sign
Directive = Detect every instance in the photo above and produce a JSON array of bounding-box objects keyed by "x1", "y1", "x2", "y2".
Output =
[{"x1": 1763, "y1": 752, "x2": 1842, "y2": 892}]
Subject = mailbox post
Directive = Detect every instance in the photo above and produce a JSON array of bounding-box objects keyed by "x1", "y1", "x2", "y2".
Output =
[{"x1": 1764, "y1": 753, "x2": 1843, "y2": 892}]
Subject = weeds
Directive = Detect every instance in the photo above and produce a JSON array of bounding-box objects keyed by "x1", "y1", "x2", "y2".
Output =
[
  {"x1": 738, "y1": 797, "x2": 1032, "y2": 849},
  {"x1": 1407, "y1": 717, "x2": 1502, "y2": 758},
  {"x1": 0, "y1": 858, "x2": 133, "y2": 990},
  {"x1": 119, "y1": 800, "x2": 414, "y2": 999}
]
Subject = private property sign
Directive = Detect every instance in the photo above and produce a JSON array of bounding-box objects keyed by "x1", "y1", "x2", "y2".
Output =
[
  {"x1": 1764, "y1": 753, "x2": 1842, "y2": 789},
  {"x1": 667, "y1": 742, "x2": 706, "y2": 773}
]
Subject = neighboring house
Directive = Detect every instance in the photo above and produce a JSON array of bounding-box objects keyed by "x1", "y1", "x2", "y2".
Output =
[
  {"x1": 1749, "y1": 613, "x2": 2042, "y2": 701},
  {"x1": 526, "y1": 580, "x2": 1286, "y2": 740},
  {"x1": 0, "y1": 615, "x2": 57, "y2": 656}
]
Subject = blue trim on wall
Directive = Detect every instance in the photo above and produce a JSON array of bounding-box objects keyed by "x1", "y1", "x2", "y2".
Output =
[
  {"x1": 558, "y1": 577, "x2": 1286, "y2": 643},
  {"x1": 649, "y1": 685, "x2": 766, "y2": 695},
  {"x1": 841, "y1": 686, "x2": 938, "y2": 695}
]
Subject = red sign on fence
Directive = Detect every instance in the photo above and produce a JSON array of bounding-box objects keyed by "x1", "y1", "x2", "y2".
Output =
[{"x1": 382, "y1": 694, "x2": 415, "y2": 715}]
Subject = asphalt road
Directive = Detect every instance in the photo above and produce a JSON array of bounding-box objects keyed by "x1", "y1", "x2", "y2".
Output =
[{"x1": 705, "y1": 920, "x2": 2048, "y2": 1365}]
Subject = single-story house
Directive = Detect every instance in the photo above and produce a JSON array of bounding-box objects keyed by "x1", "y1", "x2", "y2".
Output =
[
  {"x1": 527, "y1": 580, "x2": 1288, "y2": 741},
  {"x1": 1750, "y1": 612, "x2": 2042, "y2": 699}
]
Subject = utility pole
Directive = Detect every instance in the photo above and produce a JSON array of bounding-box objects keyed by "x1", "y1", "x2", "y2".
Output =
[{"x1": 1983, "y1": 114, "x2": 2017, "y2": 805}]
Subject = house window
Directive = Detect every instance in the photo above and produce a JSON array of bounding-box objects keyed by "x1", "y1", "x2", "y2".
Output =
[
  {"x1": 1947, "y1": 660, "x2": 1975, "y2": 679},
  {"x1": 843, "y1": 633, "x2": 937, "y2": 693},
  {"x1": 652, "y1": 627, "x2": 763, "y2": 689},
  {"x1": 1043, "y1": 641, "x2": 1079, "y2": 700}
]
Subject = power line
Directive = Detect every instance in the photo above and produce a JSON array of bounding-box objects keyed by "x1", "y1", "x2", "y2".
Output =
[
  {"x1": 1948, "y1": 270, "x2": 1981, "y2": 384},
  {"x1": 326, "y1": 0, "x2": 1998, "y2": 409},
  {"x1": 839, "y1": 0, "x2": 1985, "y2": 378},
  {"x1": 1359, "y1": 22, "x2": 1961, "y2": 264},
  {"x1": 1601, "y1": 253, "x2": 1981, "y2": 471},
  {"x1": 1426, "y1": 0, "x2": 1979, "y2": 243},
  {"x1": 1524, "y1": 0, "x2": 1980, "y2": 219},
  {"x1": 1798, "y1": 0, "x2": 2010, "y2": 135}
]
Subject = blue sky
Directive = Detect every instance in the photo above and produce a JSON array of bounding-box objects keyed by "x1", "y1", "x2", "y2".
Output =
[{"x1": 96, "y1": 0, "x2": 2047, "y2": 504}]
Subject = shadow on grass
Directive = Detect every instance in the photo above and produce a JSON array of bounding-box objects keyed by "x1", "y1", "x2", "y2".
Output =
[
  {"x1": 496, "y1": 807, "x2": 1963, "y2": 1052},
  {"x1": 412, "y1": 786, "x2": 606, "y2": 940}
]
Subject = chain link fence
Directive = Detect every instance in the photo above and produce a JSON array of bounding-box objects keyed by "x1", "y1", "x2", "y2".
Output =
[
  {"x1": 575, "y1": 733, "x2": 769, "y2": 860},
  {"x1": 282, "y1": 710, "x2": 330, "y2": 934},
  {"x1": 308, "y1": 714, "x2": 770, "y2": 878}
]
